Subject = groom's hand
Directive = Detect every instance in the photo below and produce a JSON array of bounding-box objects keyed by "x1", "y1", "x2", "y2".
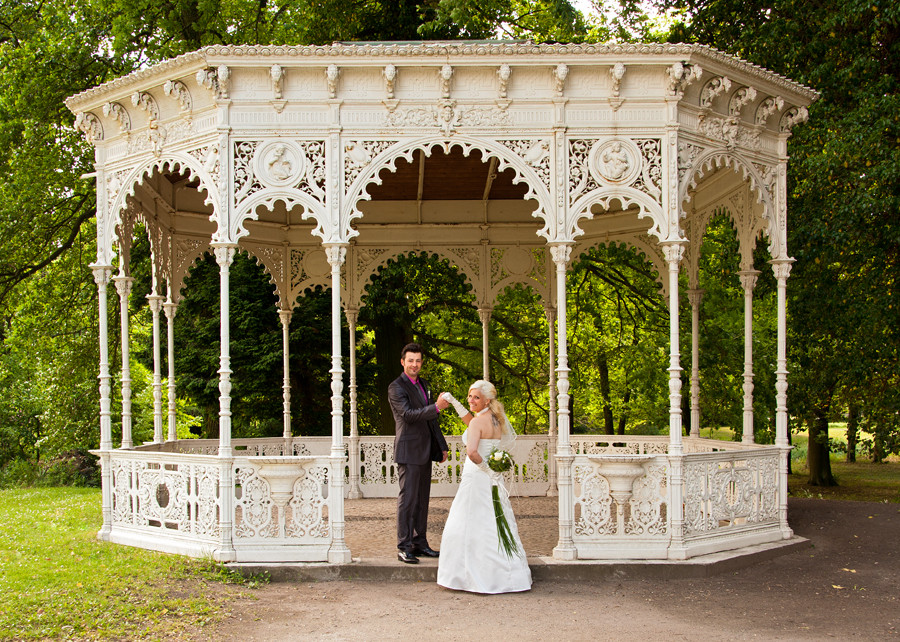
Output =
[
  {"x1": 441, "y1": 450, "x2": 448, "y2": 463},
  {"x1": 436, "y1": 394, "x2": 450, "y2": 411}
]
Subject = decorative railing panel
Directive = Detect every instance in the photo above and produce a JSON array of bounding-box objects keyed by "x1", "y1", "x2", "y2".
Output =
[
  {"x1": 571, "y1": 454, "x2": 670, "y2": 558},
  {"x1": 232, "y1": 456, "x2": 332, "y2": 548},
  {"x1": 683, "y1": 450, "x2": 779, "y2": 538},
  {"x1": 143, "y1": 435, "x2": 552, "y2": 497},
  {"x1": 108, "y1": 451, "x2": 221, "y2": 546},
  {"x1": 572, "y1": 435, "x2": 671, "y2": 455}
]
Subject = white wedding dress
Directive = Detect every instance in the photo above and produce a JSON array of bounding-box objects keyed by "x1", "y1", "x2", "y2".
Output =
[{"x1": 437, "y1": 429, "x2": 532, "y2": 593}]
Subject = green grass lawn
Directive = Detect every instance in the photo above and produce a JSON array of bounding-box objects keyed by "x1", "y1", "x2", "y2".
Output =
[
  {"x1": 789, "y1": 460, "x2": 900, "y2": 503},
  {"x1": 0, "y1": 488, "x2": 260, "y2": 640}
]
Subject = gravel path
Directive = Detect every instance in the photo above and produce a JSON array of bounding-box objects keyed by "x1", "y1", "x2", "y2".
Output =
[{"x1": 208, "y1": 498, "x2": 900, "y2": 641}]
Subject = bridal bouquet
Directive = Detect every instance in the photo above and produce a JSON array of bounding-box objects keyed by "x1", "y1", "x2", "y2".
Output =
[
  {"x1": 487, "y1": 448, "x2": 513, "y2": 473},
  {"x1": 486, "y1": 448, "x2": 520, "y2": 558}
]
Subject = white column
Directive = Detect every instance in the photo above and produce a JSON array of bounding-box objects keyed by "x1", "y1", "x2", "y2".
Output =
[
  {"x1": 93, "y1": 269, "x2": 113, "y2": 441},
  {"x1": 278, "y1": 308, "x2": 293, "y2": 454},
  {"x1": 687, "y1": 289, "x2": 704, "y2": 438},
  {"x1": 147, "y1": 293, "x2": 165, "y2": 444},
  {"x1": 550, "y1": 244, "x2": 576, "y2": 561},
  {"x1": 771, "y1": 258, "x2": 794, "y2": 538},
  {"x1": 113, "y1": 273, "x2": 134, "y2": 448},
  {"x1": 92, "y1": 265, "x2": 114, "y2": 541},
  {"x1": 213, "y1": 243, "x2": 236, "y2": 562},
  {"x1": 163, "y1": 297, "x2": 178, "y2": 442},
  {"x1": 739, "y1": 270, "x2": 760, "y2": 444},
  {"x1": 478, "y1": 307, "x2": 491, "y2": 381},
  {"x1": 325, "y1": 244, "x2": 351, "y2": 563},
  {"x1": 214, "y1": 245, "x2": 236, "y2": 456},
  {"x1": 544, "y1": 306, "x2": 558, "y2": 497},
  {"x1": 346, "y1": 308, "x2": 362, "y2": 499},
  {"x1": 662, "y1": 241, "x2": 687, "y2": 559}
]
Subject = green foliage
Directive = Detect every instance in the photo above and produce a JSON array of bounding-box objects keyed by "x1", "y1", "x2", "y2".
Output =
[
  {"x1": 0, "y1": 221, "x2": 100, "y2": 467},
  {"x1": 569, "y1": 243, "x2": 670, "y2": 434},
  {"x1": 421, "y1": 0, "x2": 587, "y2": 40},
  {"x1": 169, "y1": 252, "x2": 335, "y2": 438},
  {"x1": 693, "y1": 214, "x2": 778, "y2": 442}
]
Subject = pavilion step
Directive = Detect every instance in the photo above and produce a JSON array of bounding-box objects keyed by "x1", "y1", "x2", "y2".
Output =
[{"x1": 229, "y1": 536, "x2": 809, "y2": 583}]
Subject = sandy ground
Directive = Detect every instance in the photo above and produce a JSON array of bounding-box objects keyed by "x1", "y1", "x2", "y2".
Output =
[{"x1": 205, "y1": 498, "x2": 899, "y2": 641}]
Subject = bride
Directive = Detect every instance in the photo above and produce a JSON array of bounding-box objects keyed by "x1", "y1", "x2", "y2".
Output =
[{"x1": 437, "y1": 380, "x2": 532, "y2": 594}]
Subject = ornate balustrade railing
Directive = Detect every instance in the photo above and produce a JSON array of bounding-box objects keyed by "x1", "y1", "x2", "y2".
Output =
[
  {"x1": 121, "y1": 434, "x2": 787, "y2": 561},
  {"x1": 141, "y1": 434, "x2": 554, "y2": 497},
  {"x1": 102, "y1": 448, "x2": 340, "y2": 562},
  {"x1": 568, "y1": 435, "x2": 784, "y2": 559},
  {"x1": 681, "y1": 447, "x2": 781, "y2": 556},
  {"x1": 106, "y1": 449, "x2": 222, "y2": 557}
]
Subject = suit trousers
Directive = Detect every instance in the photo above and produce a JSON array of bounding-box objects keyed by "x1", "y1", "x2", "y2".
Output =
[{"x1": 397, "y1": 461, "x2": 432, "y2": 552}]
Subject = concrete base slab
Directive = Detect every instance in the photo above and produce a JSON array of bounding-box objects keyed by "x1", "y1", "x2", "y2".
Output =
[{"x1": 230, "y1": 535, "x2": 809, "y2": 583}]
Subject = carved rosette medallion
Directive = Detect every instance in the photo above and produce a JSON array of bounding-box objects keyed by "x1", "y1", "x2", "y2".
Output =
[
  {"x1": 253, "y1": 140, "x2": 307, "y2": 189},
  {"x1": 588, "y1": 138, "x2": 641, "y2": 187}
]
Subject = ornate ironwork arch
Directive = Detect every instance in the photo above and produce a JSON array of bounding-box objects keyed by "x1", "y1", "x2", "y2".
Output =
[
  {"x1": 232, "y1": 189, "x2": 328, "y2": 243},
  {"x1": 341, "y1": 135, "x2": 553, "y2": 243},
  {"x1": 681, "y1": 150, "x2": 779, "y2": 257},
  {"x1": 351, "y1": 247, "x2": 479, "y2": 311},
  {"x1": 570, "y1": 188, "x2": 667, "y2": 242},
  {"x1": 103, "y1": 154, "x2": 218, "y2": 265}
]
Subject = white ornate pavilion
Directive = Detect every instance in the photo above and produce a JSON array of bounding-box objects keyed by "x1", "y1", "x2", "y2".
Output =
[{"x1": 67, "y1": 41, "x2": 816, "y2": 564}]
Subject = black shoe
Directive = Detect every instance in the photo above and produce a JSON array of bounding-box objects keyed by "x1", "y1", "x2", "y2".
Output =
[
  {"x1": 413, "y1": 547, "x2": 439, "y2": 558},
  {"x1": 398, "y1": 550, "x2": 419, "y2": 564}
]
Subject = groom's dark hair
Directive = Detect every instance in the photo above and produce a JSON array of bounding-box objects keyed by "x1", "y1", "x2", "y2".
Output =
[{"x1": 400, "y1": 342, "x2": 423, "y2": 359}]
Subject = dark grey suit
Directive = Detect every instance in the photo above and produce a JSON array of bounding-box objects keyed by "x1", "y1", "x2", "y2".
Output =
[{"x1": 388, "y1": 374, "x2": 448, "y2": 553}]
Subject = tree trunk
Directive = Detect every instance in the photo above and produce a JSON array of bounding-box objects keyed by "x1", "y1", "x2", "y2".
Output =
[
  {"x1": 806, "y1": 412, "x2": 836, "y2": 486},
  {"x1": 373, "y1": 317, "x2": 411, "y2": 436},
  {"x1": 616, "y1": 389, "x2": 631, "y2": 435},
  {"x1": 872, "y1": 420, "x2": 887, "y2": 463},
  {"x1": 846, "y1": 403, "x2": 859, "y2": 463},
  {"x1": 598, "y1": 351, "x2": 614, "y2": 434},
  {"x1": 202, "y1": 406, "x2": 218, "y2": 440}
]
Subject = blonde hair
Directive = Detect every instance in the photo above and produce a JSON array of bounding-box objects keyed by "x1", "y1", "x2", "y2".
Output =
[{"x1": 469, "y1": 380, "x2": 507, "y2": 424}]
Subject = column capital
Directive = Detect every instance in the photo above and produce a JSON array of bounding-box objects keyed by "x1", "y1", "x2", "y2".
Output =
[
  {"x1": 324, "y1": 243, "x2": 347, "y2": 267},
  {"x1": 113, "y1": 274, "x2": 134, "y2": 297},
  {"x1": 162, "y1": 299, "x2": 179, "y2": 320},
  {"x1": 738, "y1": 269, "x2": 760, "y2": 292},
  {"x1": 769, "y1": 257, "x2": 795, "y2": 280},
  {"x1": 549, "y1": 243, "x2": 573, "y2": 266},
  {"x1": 686, "y1": 288, "x2": 705, "y2": 307},
  {"x1": 146, "y1": 293, "x2": 165, "y2": 313},
  {"x1": 661, "y1": 240, "x2": 687, "y2": 264},
  {"x1": 278, "y1": 308, "x2": 293, "y2": 325},
  {"x1": 212, "y1": 243, "x2": 237, "y2": 267},
  {"x1": 91, "y1": 264, "x2": 114, "y2": 285}
]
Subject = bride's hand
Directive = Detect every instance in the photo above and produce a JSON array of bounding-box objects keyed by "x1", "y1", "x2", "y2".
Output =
[{"x1": 441, "y1": 392, "x2": 470, "y2": 419}]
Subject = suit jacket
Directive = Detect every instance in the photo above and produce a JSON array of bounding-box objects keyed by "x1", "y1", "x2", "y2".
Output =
[{"x1": 388, "y1": 374, "x2": 448, "y2": 465}]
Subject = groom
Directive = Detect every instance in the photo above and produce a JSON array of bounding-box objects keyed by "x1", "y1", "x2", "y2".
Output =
[{"x1": 388, "y1": 342, "x2": 449, "y2": 564}]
